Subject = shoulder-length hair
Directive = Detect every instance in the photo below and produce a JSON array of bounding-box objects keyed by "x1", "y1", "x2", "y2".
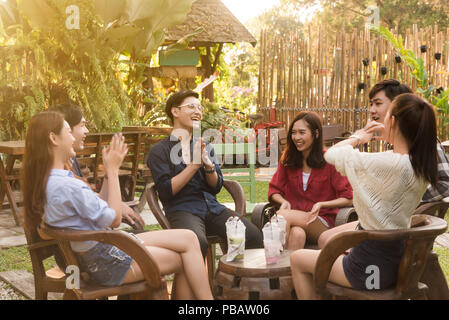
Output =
[
  {"x1": 391, "y1": 93, "x2": 438, "y2": 186},
  {"x1": 22, "y1": 112, "x2": 64, "y2": 233},
  {"x1": 281, "y1": 111, "x2": 325, "y2": 169}
]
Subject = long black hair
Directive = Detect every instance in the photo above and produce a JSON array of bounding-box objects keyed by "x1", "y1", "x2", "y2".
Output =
[
  {"x1": 390, "y1": 93, "x2": 438, "y2": 186},
  {"x1": 281, "y1": 111, "x2": 325, "y2": 169}
]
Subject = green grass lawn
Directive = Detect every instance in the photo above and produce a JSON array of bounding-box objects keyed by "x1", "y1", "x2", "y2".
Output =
[{"x1": 216, "y1": 180, "x2": 270, "y2": 204}]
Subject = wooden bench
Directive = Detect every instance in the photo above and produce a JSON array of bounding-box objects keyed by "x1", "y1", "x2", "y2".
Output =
[{"x1": 76, "y1": 131, "x2": 145, "y2": 202}]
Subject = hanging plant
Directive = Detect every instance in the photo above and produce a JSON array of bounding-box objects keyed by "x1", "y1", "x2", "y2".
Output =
[
  {"x1": 362, "y1": 58, "x2": 369, "y2": 67},
  {"x1": 395, "y1": 55, "x2": 402, "y2": 63},
  {"x1": 380, "y1": 66, "x2": 388, "y2": 75},
  {"x1": 420, "y1": 45, "x2": 427, "y2": 53},
  {"x1": 436, "y1": 87, "x2": 445, "y2": 95},
  {"x1": 435, "y1": 53, "x2": 442, "y2": 60}
]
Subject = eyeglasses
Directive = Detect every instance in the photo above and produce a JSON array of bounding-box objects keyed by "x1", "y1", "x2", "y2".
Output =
[{"x1": 176, "y1": 103, "x2": 204, "y2": 113}]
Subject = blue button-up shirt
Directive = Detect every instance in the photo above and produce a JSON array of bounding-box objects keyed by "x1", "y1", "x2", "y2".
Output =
[
  {"x1": 44, "y1": 169, "x2": 116, "y2": 252},
  {"x1": 147, "y1": 135, "x2": 227, "y2": 219}
]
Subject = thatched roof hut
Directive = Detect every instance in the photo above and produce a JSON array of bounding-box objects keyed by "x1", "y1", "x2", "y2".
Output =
[{"x1": 164, "y1": 0, "x2": 257, "y2": 47}]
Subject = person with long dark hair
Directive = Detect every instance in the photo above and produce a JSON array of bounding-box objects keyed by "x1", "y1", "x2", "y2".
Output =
[
  {"x1": 22, "y1": 111, "x2": 213, "y2": 299},
  {"x1": 268, "y1": 111, "x2": 353, "y2": 250},
  {"x1": 290, "y1": 93, "x2": 439, "y2": 299}
]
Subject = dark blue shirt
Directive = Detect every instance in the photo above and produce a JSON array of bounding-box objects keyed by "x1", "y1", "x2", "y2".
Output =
[
  {"x1": 147, "y1": 135, "x2": 226, "y2": 219},
  {"x1": 72, "y1": 157, "x2": 83, "y2": 177}
]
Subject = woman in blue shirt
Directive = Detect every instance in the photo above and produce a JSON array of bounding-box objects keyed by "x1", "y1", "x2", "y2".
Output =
[{"x1": 22, "y1": 111, "x2": 213, "y2": 299}]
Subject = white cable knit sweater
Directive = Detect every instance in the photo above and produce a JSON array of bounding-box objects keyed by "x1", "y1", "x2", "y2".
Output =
[{"x1": 324, "y1": 145, "x2": 428, "y2": 230}]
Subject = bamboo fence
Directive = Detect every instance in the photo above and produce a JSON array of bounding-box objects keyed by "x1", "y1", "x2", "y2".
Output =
[{"x1": 258, "y1": 25, "x2": 449, "y2": 147}]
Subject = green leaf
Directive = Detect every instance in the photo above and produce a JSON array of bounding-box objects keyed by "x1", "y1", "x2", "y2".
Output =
[
  {"x1": 105, "y1": 24, "x2": 141, "y2": 39},
  {"x1": 17, "y1": 0, "x2": 58, "y2": 29}
]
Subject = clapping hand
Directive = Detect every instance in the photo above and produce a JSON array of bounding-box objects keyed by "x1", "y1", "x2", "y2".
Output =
[
  {"x1": 103, "y1": 133, "x2": 128, "y2": 174},
  {"x1": 201, "y1": 140, "x2": 214, "y2": 168},
  {"x1": 193, "y1": 138, "x2": 214, "y2": 168}
]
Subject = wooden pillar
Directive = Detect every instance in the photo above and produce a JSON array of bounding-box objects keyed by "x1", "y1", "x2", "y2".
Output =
[{"x1": 200, "y1": 44, "x2": 223, "y2": 102}]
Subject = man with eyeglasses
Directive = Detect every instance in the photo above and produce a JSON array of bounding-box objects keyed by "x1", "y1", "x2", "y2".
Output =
[{"x1": 147, "y1": 90, "x2": 263, "y2": 258}]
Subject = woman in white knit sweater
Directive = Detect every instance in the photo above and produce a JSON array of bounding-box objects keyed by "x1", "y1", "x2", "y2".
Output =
[{"x1": 290, "y1": 93, "x2": 439, "y2": 299}]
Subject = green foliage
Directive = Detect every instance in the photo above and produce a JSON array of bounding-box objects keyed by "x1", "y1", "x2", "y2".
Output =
[
  {"x1": 371, "y1": 25, "x2": 449, "y2": 127},
  {"x1": 286, "y1": 0, "x2": 449, "y2": 34},
  {"x1": 143, "y1": 92, "x2": 169, "y2": 127},
  {"x1": 0, "y1": 0, "x2": 193, "y2": 139},
  {"x1": 201, "y1": 99, "x2": 248, "y2": 134},
  {"x1": 247, "y1": 2, "x2": 304, "y2": 37}
]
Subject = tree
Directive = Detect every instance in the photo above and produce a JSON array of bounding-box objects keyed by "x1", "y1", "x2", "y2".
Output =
[
  {"x1": 248, "y1": 2, "x2": 304, "y2": 38},
  {"x1": 284, "y1": 0, "x2": 449, "y2": 33},
  {"x1": 211, "y1": 3, "x2": 305, "y2": 117},
  {"x1": 0, "y1": 0, "x2": 193, "y2": 139}
]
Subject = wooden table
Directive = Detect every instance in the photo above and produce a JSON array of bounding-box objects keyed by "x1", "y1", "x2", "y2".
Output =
[
  {"x1": 213, "y1": 248, "x2": 295, "y2": 300},
  {"x1": 0, "y1": 141, "x2": 25, "y2": 226}
]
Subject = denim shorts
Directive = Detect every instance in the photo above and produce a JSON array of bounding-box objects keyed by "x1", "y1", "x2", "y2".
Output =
[
  {"x1": 317, "y1": 216, "x2": 330, "y2": 228},
  {"x1": 75, "y1": 242, "x2": 133, "y2": 287}
]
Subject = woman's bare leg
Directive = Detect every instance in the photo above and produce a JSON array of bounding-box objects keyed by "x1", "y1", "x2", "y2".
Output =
[
  {"x1": 287, "y1": 226, "x2": 306, "y2": 250},
  {"x1": 317, "y1": 221, "x2": 359, "y2": 249},
  {"x1": 277, "y1": 209, "x2": 308, "y2": 246},
  {"x1": 122, "y1": 229, "x2": 213, "y2": 299},
  {"x1": 278, "y1": 210, "x2": 328, "y2": 246},
  {"x1": 305, "y1": 218, "x2": 329, "y2": 244},
  {"x1": 290, "y1": 249, "x2": 352, "y2": 300},
  {"x1": 122, "y1": 246, "x2": 195, "y2": 299}
]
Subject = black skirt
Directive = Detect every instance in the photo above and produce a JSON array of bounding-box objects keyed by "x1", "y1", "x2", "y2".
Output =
[{"x1": 342, "y1": 224, "x2": 405, "y2": 290}]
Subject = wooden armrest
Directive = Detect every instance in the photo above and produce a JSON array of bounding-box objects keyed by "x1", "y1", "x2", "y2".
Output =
[
  {"x1": 314, "y1": 230, "x2": 368, "y2": 292},
  {"x1": 145, "y1": 184, "x2": 171, "y2": 229},
  {"x1": 414, "y1": 202, "x2": 438, "y2": 215},
  {"x1": 250, "y1": 202, "x2": 269, "y2": 229},
  {"x1": 40, "y1": 225, "x2": 163, "y2": 289},
  {"x1": 223, "y1": 180, "x2": 246, "y2": 217},
  {"x1": 27, "y1": 239, "x2": 59, "y2": 251}
]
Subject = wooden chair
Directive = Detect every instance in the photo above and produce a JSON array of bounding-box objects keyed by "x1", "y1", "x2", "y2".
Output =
[
  {"x1": 412, "y1": 199, "x2": 449, "y2": 299},
  {"x1": 24, "y1": 223, "x2": 66, "y2": 300},
  {"x1": 146, "y1": 179, "x2": 246, "y2": 285},
  {"x1": 38, "y1": 224, "x2": 168, "y2": 300},
  {"x1": 314, "y1": 214, "x2": 447, "y2": 300},
  {"x1": 322, "y1": 124, "x2": 351, "y2": 147},
  {"x1": 414, "y1": 199, "x2": 449, "y2": 220}
]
